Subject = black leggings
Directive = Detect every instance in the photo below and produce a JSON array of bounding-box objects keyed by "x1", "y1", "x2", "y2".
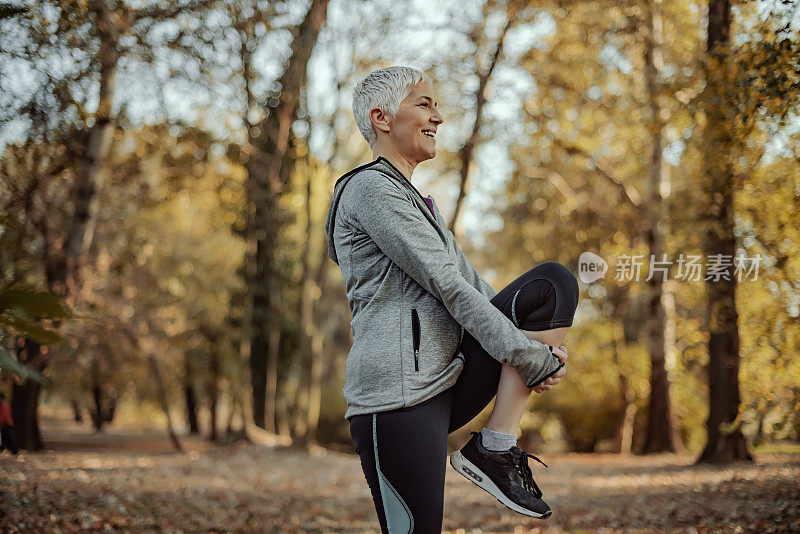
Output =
[{"x1": 348, "y1": 262, "x2": 579, "y2": 533}]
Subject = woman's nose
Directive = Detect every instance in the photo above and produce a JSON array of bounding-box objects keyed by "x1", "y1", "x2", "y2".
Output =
[{"x1": 432, "y1": 109, "x2": 443, "y2": 124}]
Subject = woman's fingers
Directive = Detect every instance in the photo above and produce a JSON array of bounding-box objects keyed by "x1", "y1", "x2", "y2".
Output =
[
  {"x1": 550, "y1": 364, "x2": 566, "y2": 380},
  {"x1": 533, "y1": 378, "x2": 558, "y2": 392},
  {"x1": 551, "y1": 345, "x2": 568, "y2": 365}
]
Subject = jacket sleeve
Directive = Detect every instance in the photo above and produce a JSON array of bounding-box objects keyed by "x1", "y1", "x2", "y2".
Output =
[
  {"x1": 343, "y1": 170, "x2": 560, "y2": 388},
  {"x1": 446, "y1": 227, "x2": 499, "y2": 300}
]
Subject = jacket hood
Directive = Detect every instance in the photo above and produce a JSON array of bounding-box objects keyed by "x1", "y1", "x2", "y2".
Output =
[{"x1": 325, "y1": 156, "x2": 434, "y2": 265}]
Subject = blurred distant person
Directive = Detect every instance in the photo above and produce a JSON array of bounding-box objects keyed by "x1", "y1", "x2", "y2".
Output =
[{"x1": 0, "y1": 392, "x2": 19, "y2": 455}]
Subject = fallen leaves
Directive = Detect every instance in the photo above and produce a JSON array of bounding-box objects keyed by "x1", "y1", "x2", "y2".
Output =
[{"x1": 0, "y1": 429, "x2": 798, "y2": 533}]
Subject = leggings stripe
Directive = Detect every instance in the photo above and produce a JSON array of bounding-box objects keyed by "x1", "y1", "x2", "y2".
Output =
[
  {"x1": 511, "y1": 288, "x2": 521, "y2": 326},
  {"x1": 373, "y1": 413, "x2": 414, "y2": 533}
]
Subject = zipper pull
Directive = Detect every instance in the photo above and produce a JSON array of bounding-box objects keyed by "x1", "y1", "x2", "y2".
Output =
[{"x1": 414, "y1": 349, "x2": 419, "y2": 372}]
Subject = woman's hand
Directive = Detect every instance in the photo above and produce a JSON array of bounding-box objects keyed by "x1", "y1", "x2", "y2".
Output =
[{"x1": 532, "y1": 344, "x2": 568, "y2": 393}]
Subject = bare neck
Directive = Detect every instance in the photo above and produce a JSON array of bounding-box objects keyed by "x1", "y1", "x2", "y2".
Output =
[{"x1": 372, "y1": 145, "x2": 417, "y2": 181}]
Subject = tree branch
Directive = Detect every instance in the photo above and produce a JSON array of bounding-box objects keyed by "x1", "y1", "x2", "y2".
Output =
[
  {"x1": 551, "y1": 136, "x2": 642, "y2": 208},
  {"x1": 0, "y1": 2, "x2": 26, "y2": 19},
  {"x1": 522, "y1": 167, "x2": 606, "y2": 218},
  {"x1": 134, "y1": 0, "x2": 213, "y2": 22}
]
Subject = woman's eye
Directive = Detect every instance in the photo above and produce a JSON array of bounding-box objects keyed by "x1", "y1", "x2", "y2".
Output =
[{"x1": 420, "y1": 102, "x2": 428, "y2": 107}]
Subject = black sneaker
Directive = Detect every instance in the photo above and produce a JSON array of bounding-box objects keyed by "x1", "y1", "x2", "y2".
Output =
[{"x1": 450, "y1": 431, "x2": 552, "y2": 519}]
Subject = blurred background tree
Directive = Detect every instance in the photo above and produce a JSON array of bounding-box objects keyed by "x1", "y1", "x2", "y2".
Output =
[{"x1": 1, "y1": 0, "x2": 798, "y2": 462}]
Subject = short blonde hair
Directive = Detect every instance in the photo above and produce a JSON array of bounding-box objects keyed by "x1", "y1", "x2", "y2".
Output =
[{"x1": 352, "y1": 66, "x2": 431, "y2": 149}]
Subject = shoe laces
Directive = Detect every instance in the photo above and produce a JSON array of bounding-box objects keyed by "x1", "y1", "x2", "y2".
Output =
[{"x1": 510, "y1": 446, "x2": 547, "y2": 498}]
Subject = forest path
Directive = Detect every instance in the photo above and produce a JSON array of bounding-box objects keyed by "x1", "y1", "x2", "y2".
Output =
[{"x1": 1, "y1": 418, "x2": 798, "y2": 533}]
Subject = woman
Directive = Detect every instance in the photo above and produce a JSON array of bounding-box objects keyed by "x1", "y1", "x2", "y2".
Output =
[{"x1": 324, "y1": 66, "x2": 579, "y2": 533}]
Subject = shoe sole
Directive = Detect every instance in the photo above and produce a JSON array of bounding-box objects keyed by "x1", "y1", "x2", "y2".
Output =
[{"x1": 450, "y1": 450, "x2": 552, "y2": 519}]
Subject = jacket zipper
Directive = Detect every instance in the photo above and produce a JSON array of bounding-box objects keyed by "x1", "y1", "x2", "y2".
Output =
[{"x1": 411, "y1": 308, "x2": 420, "y2": 372}]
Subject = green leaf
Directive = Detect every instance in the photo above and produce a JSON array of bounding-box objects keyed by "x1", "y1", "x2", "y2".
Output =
[
  {"x1": 0, "y1": 284, "x2": 71, "y2": 319},
  {"x1": 1, "y1": 315, "x2": 64, "y2": 345}
]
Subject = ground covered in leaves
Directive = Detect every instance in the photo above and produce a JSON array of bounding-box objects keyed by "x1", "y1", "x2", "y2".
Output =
[{"x1": 1, "y1": 420, "x2": 798, "y2": 533}]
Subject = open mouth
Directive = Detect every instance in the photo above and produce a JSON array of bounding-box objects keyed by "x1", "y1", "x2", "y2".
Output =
[{"x1": 422, "y1": 129, "x2": 436, "y2": 139}]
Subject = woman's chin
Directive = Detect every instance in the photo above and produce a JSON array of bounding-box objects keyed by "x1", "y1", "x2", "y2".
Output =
[{"x1": 401, "y1": 146, "x2": 436, "y2": 163}]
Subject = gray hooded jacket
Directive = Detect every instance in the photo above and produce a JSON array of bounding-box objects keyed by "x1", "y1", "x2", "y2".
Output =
[{"x1": 325, "y1": 157, "x2": 560, "y2": 420}]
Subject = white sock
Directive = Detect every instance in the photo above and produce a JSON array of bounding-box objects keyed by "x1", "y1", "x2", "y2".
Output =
[{"x1": 480, "y1": 427, "x2": 517, "y2": 451}]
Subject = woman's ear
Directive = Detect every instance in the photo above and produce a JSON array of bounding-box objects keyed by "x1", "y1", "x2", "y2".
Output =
[{"x1": 370, "y1": 107, "x2": 391, "y2": 134}]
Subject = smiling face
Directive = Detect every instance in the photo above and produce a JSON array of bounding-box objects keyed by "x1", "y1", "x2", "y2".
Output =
[{"x1": 372, "y1": 79, "x2": 444, "y2": 167}]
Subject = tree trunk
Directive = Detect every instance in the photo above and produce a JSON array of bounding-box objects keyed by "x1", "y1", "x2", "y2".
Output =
[
  {"x1": 149, "y1": 354, "x2": 183, "y2": 453},
  {"x1": 244, "y1": 0, "x2": 329, "y2": 431},
  {"x1": 64, "y1": 0, "x2": 122, "y2": 292},
  {"x1": 91, "y1": 384, "x2": 104, "y2": 432},
  {"x1": 208, "y1": 348, "x2": 220, "y2": 442},
  {"x1": 275, "y1": 376, "x2": 292, "y2": 437},
  {"x1": 305, "y1": 333, "x2": 325, "y2": 443},
  {"x1": 234, "y1": 5, "x2": 269, "y2": 433},
  {"x1": 792, "y1": 387, "x2": 800, "y2": 443},
  {"x1": 183, "y1": 353, "x2": 200, "y2": 434},
  {"x1": 11, "y1": 379, "x2": 43, "y2": 451},
  {"x1": 14, "y1": 4, "x2": 122, "y2": 451},
  {"x1": 289, "y1": 361, "x2": 309, "y2": 443},
  {"x1": 697, "y1": 0, "x2": 751, "y2": 464},
  {"x1": 90, "y1": 355, "x2": 105, "y2": 432},
  {"x1": 265, "y1": 322, "x2": 280, "y2": 432},
  {"x1": 10, "y1": 338, "x2": 44, "y2": 451},
  {"x1": 293, "y1": 161, "x2": 328, "y2": 446},
  {"x1": 184, "y1": 382, "x2": 199, "y2": 435},
  {"x1": 64, "y1": 71, "x2": 117, "y2": 281},
  {"x1": 236, "y1": 383, "x2": 291, "y2": 447},
  {"x1": 305, "y1": 208, "x2": 333, "y2": 445},
  {"x1": 753, "y1": 413, "x2": 765, "y2": 447},
  {"x1": 225, "y1": 390, "x2": 240, "y2": 436},
  {"x1": 184, "y1": 351, "x2": 199, "y2": 434},
  {"x1": 292, "y1": 147, "x2": 319, "y2": 447},
  {"x1": 71, "y1": 399, "x2": 83, "y2": 422},
  {"x1": 611, "y1": 338, "x2": 636, "y2": 455},
  {"x1": 104, "y1": 395, "x2": 116, "y2": 425},
  {"x1": 662, "y1": 279, "x2": 685, "y2": 452},
  {"x1": 640, "y1": 0, "x2": 681, "y2": 454}
]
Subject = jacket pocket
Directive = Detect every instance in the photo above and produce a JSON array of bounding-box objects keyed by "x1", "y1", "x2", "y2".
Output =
[{"x1": 411, "y1": 308, "x2": 421, "y2": 372}]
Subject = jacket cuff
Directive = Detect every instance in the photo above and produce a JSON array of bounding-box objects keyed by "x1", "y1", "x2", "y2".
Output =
[
  {"x1": 510, "y1": 343, "x2": 564, "y2": 389},
  {"x1": 527, "y1": 357, "x2": 565, "y2": 388}
]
